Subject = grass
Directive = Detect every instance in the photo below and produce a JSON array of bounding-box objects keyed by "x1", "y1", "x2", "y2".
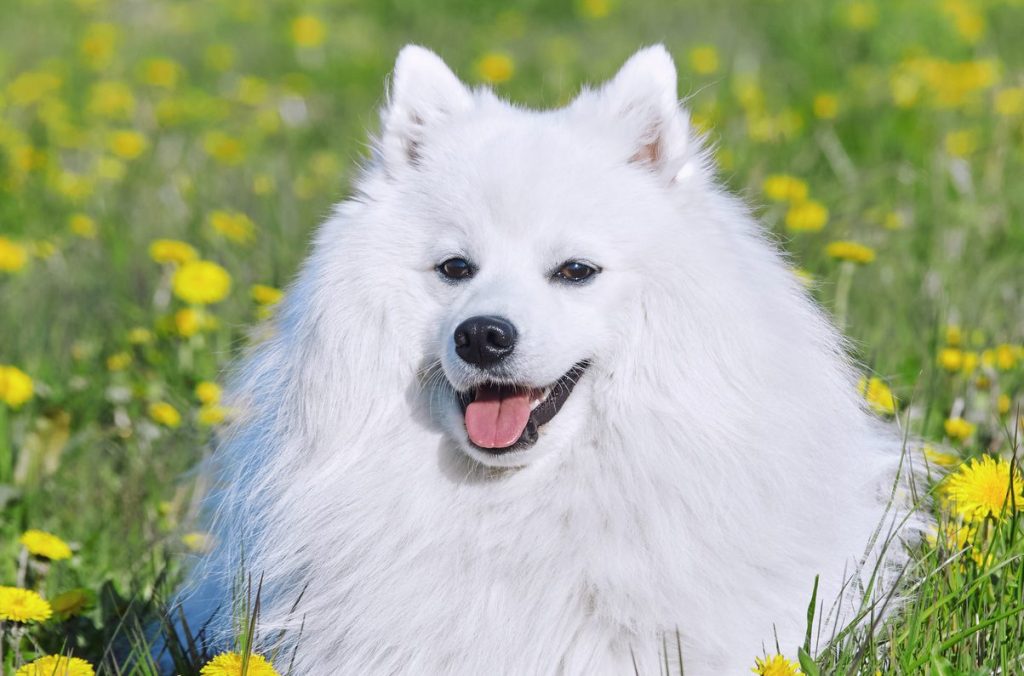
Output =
[{"x1": 1, "y1": 0, "x2": 1023, "y2": 673}]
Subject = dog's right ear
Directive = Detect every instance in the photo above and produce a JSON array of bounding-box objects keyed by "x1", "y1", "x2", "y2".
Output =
[{"x1": 379, "y1": 45, "x2": 473, "y2": 171}]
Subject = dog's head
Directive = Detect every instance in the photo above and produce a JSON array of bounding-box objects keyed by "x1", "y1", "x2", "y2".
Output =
[{"x1": 365, "y1": 45, "x2": 710, "y2": 468}]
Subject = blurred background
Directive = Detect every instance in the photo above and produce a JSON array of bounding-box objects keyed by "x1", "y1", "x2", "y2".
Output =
[{"x1": 0, "y1": 0, "x2": 1022, "y2": 672}]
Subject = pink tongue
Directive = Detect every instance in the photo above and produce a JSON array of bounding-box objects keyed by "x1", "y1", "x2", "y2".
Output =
[{"x1": 464, "y1": 386, "x2": 532, "y2": 449}]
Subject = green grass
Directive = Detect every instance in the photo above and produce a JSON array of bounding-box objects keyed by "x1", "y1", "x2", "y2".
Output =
[{"x1": 1, "y1": 0, "x2": 1023, "y2": 673}]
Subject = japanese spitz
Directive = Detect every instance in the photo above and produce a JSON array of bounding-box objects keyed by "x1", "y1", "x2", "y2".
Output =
[{"x1": 179, "y1": 45, "x2": 920, "y2": 674}]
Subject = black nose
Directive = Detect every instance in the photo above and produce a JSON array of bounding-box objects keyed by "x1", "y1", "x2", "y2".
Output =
[{"x1": 454, "y1": 315, "x2": 517, "y2": 367}]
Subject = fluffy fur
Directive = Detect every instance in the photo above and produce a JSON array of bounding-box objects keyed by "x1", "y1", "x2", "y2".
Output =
[{"x1": 179, "y1": 45, "x2": 920, "y2": 674}]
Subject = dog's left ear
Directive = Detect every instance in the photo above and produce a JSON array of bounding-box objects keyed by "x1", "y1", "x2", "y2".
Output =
[
  {"x1": 579, "y1": 45, "x2": 694, "y2": 181},
  {"x1": 379, "y1": 45, "x2": 473, "y2": 172}
]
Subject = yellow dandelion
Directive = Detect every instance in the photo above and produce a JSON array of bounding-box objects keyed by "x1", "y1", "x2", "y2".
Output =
[
  {"x1": 128, "y1": 327, "x2": 153, "y2": 345},
  {"x1": 19, "y1": 529, "x2": 72, "y2": 561},
  {"x1": 79, "y1": 22, "x2": 117, "y2": 71},
  {"x1": 0, "y1": 236, "x2": 29, "y2": 272},
  {"x1": 149, "y1": 401, "x2": 181, "y2": 428},
  {"x1": 825, "y1": 240, "x2": 875, "y2": 264},
  {"x1": 752, "y1": 654, "x2": 802, "y2": 676},
  {"x1": 578, "y1": 0, "x2": 612, "y2": 19},
  {"x1": 762, "y1": 174, "x2": 809, "y2": 204},
  {"x1": 6, "y1": 71, "x2": 62, "y2": 107},
  {"x1": 174, "y1": 308, "x2": 203, "y2": 337},
  {"x1": 926, "y1": 523, "x2": 990, "y2": 567},
  {"x1": 0, "y1": 365, "x2": 34, "y2": 408},
  {"x1": 689, "y1": 45, "x2": 720, "y2": 75},
  {"x1": 182, "y1": 532, "x2": 213, "y2": 553},
  {"x1": 997, "y1": 394, "x2": 1012, "y2": 416},
  {"x1": 995, "y1": 87, "x2": 1024, "y2": 117},
  {"x1": 475, "y1": 52, "x2": 515, "y2": 84},
  {"x1": 291, "y1": 14, "x2": 326, "y2": 48},
  {"x1": 961, "y1": 351, "x2": 979, "y2": 374},
  {"x1": 924, "y1": 443, "x2": 960, "y2": 468},
  {"x1": 69, "y1": 214, "x2": 98, "y2": 239},
  {"x1": 994, "y1": 344, "x2": 1018, "y2": 371},
  {"x1": 251, "y1": 284, "x2": 284, "y2": 306},
  {"x1": 208, "y1": 210, "x2": 255, "y2": 245},
  {"x1": 945, "y1": 324, "x2": 963, "y2": 347},
  {"x1": 812, "y1": 93, "x2": 839, "y2": 120},
  {"x1": 857, "y1": 376, "x2": 897, "y2": 416},
  {"x1": 141, "y1": 57, "x2": 181, "y2": 89},
  {"x1": 196, "y1": 381, "x2": 222, "y2": 405},
  {"x1": 16, "y1": 655, "x2": 94, "y2": 676},
  {"x1": 198, "y1": 404, "x2": 228, "y2": 427},
  {"x1": 945, "y1": 455, "x2": 1023, "y2": 521},
  {"x1": 944, "y1": 129, "x2": 978, "y2": 158},
  {"x1": 149, "y1": 239, "x2": 197, "y2": 266},
  {"x1": 87, "y1": 80, "x2": 135, "y2": 119},
  {"x1": 203, "y1": 131, "x2": 245, "y2": 165},
  {"x1": 106, "y1": 352, "x2": 132, "y2": 371},
  {"x1": 172, "y1": 260, "x2": 232, "y2": 305},
  {"x1": 944, "y1": 417, "x2": 976, "y2": 442},
  {"x1": 785, "y1": 200, "x2": 828, "y2": 232},
  {"x1": 938, "y1": 347, "x2": 964, "y2": 372},
  {"x1": 842, "y1": 0, "x2": 878, "y2": 30},
  {"x1": 200, "y1": 652, "x2": 280, "y2": 676},
  {"x1": 0, "y1": 586, "x2": 53, "y2": 623},
  {"x1": 108, "y1": 130, "x2": 148, "y2": 160}
]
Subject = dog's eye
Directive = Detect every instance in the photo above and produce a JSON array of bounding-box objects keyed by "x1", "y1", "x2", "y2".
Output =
[
  {"x1": 554, "y1": 261, "x2": 600, "y2": 283},
  {"x1": 437, "y1": 257, "x2": 474, "y2": 281}
]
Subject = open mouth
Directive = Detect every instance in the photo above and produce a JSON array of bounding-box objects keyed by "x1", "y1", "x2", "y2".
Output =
[{"x1": 456, "y1": 362, "x2": 589, "y2": 453}]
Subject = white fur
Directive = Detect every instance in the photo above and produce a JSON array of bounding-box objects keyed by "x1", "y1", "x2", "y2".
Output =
[{"x1": 179, "y1": 45, "x2": 920, "y2": 674}]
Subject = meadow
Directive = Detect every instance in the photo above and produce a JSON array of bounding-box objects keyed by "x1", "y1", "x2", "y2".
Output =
[{"x1": 1, "y1": 0, "x2": 1023, "y2": 673}]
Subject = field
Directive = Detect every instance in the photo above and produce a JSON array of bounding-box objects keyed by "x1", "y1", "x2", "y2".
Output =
[{"x1": 1, "y1": 0, "x2": 1023, "y2": 673}]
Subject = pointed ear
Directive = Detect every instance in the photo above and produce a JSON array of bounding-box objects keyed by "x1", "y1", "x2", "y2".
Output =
[
  {"x1": 379, "y1": 46, "x2": 473, "y2": 170},
  {"x1": 581, "y1": 45, "x2": 693, "y2": 179}
]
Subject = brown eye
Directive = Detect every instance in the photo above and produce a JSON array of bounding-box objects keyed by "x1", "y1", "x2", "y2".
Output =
[
  {"x1": 438, "y1": 257, "x2": 474, "y2": 281},
  {"x1": 554, "y1": 260, "x2": 600, "y2": 283}
]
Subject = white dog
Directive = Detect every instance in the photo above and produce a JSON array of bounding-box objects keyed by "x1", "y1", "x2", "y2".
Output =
[{"x1": 180, "y1": 45, "x2": 920, "y2": 674}]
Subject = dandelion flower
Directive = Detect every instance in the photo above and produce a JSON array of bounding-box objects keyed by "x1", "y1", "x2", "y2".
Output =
[
  {"x1": 20, "y1": 529, "x2": 72, "y2": 561},
  {"x1": 924, "y1": 443, "x2": 960, "y2": 468},
  {"x1": 200, "y1": 651, "x2": 280, "y2": 676},
  {"x1": 141, "y1": 58, "x2": 181, "y2": 89},
  {"x1": 149, "y1": 239, "x2": 197, "y2": 265},
  {"x1": 944, "y1": 455, "x2": 1023, "y2": 521},
  {"x1": 938, "y1": 348, "x2": 964, "y2": 372},
  {"x1": 825, "y1": 240, "x2": 876, "y2": 264},
  {"x1": 68, "y1": 214, "x2": 98, "y2": 239},
  {"x1": 752, "y1": 654, "x2": 802, "y2": 676},
  {"x1": 995, "y1": 87, "x2": 1024, "y2": 117},
  {"x1": 108, "y1": 130, "x2": 148, "y2": 160},
  {"x1": 208, "y1": 210, "x2": 255, "y2": 245},
  {"x1": 251, "y1": 284, "x2": 284, "y2": 306},
  {"x1": 198, "y1": 404, "x2": 228, "y2": 426},
  {"x1": 0, "y1": 365, "x2": 34, "y2": 408},
  {"x1": 475, "y1": 52, "x2": 515, "y2": 84},
  {"x1": 784, "y1": 200, "x2": 828, "y2": 232},
  {"x1": 203, "y1": 131, "x2": 245, "y2": 165},
  {"x1": 857, "y1": 376, "x2": 896, "y2": 415},
  {"x1": 128, "y1": 327, "x2": 153, "y2": 344},
  {"x1": 291, "y1": 14, "x2": 326, "y2": 48},
  {"x1": 688, "y1": 45, "x2": 719, "y2": 75},
  {"x1": 578, "y1": 0, "x2": 611, "y2": 19},
  {"x1": 997, "y1": 394, "x2": 1012, "y2": 416},
  {"x1": 196, "y1": 381, "x2": 222, "y2": 404},
  {"x1": 0, "y1": 586, "x2": 53, "y2": 623},
  {"x1": 762, "y1": 175, "x2": 809, "y2": 203},
  {"x1": 172, "y1": 260, "x2": 232, "y2": 305},
  {"x1": 149, "y1": 401, "x2": 181, "y2": 428},
  {"x1": 182, "y1": 532, "x2": 213, "y2": 553},
  {"x1": 174, "y1": 308, "x2": 207, "y2": 337},
  {"x1": 0, "y1": 236, "x2": 29, "y2": 272},
  {"x1": 106, "y1": 352, "x2": 132, "y2": 371},
  {"x1": 994, "y1": 344, "x2": 1017, "y2": 371},
  {"x1": 16, "y1": 655, "x2": 94, "y2": 676},
  {"x1": 944, "y1": 129, "x2": 978, "y2": 157},
  {"x1": 944, "y1": 417, "x2": 975, "y2": 442},
  {"x1": 812, "y1": 93, "x2": 839, "y2": 120}
]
